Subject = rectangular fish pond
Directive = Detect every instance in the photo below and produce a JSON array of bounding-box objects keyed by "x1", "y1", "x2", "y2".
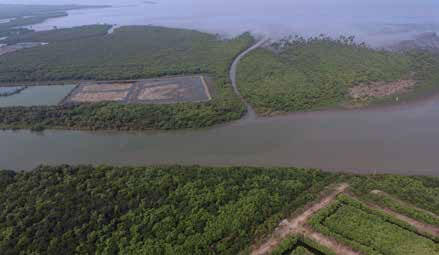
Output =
[{"x1": 0, "y1": 85, "x2": 76, "y2": 107}]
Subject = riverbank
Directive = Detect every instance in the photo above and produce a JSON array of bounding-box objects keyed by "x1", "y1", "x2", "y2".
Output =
[{"x1": 1, "y1": 92, "x2": 439, "y2": 174}]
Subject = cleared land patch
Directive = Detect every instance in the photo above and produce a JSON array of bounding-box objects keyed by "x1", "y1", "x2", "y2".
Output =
[
  {"x1": 69, "y1": 90, "x2": 129, "y2": 103},
  {"x1": 81, "y1": 83, "x2": 133, "y2": 92},
  {"x1": 63, "y1": 76, "x2": 211, "y2": 104},
  {"x1": 349, "y1": 80, "x2": 416, "y2": 102},
  {"x1": 310, "y1": 194, "x2": 439, "y2": 255}
]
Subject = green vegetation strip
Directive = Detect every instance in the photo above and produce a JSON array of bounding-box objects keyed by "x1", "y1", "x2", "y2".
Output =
[
  {"x1": 271, "y1": 235, "x2": 335, "y2": 255},
  {"x1": 0, "y1": 165, "x2": 335, "y2": 254},
  {"x1": 0, "y1": 26, "x2": 254, "y2": 130},
  {"x1": 351, "y1": 175, "x2": 439, "y2": 225},
  {"x1": 365, "y1": 192, "x2": 439, "y2": 226},
  {"x1": 309, "y1": 194, "x2": 439, "y2": 255},
  {"x1": 237, "y1": 36, "x2": 439, "y2": 115}
]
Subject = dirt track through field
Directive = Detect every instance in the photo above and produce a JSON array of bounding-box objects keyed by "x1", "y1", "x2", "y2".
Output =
[
  {"x1": 369, "y1": 190, "x2": 439, "y2": 236},
  {"x1": 371, "y1": 190, "x2": 439, "y2": 218},
  {"x1": 251, "y1": 183, "x2": 359, "y2": 255}
]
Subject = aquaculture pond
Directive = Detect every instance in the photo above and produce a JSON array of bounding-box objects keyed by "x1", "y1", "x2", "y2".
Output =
[{"x1": 0, "y1": 85, "x2": 75, "y2": 107}]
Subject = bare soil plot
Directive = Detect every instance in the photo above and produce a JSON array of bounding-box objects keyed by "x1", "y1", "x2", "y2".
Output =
[
  {"x1": 69, "y1": 90, "x2": 129, "y2": 103},
  {"x1": 349, "y1": 80, "x2": 416, "y2": 101},
  {"x1": 81, "y1": 83, "x2": 133, "y2": 92},
  {"x1": 63, "y1": 76, "x2": 212, "y2": 104},
  {"x1": 137, "y1": 84, "x2": 182, "y2": 100}
]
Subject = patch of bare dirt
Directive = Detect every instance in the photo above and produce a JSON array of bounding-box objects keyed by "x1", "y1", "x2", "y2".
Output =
[
  {"x1": 349, "y1": 80, "x2": 416, "y2": 101},
  {"x1": 71, "y1": 91, "x2": 129, "y2": 102},
  {"x1": 82, "y1": 83, "x2": 133, "y2": 92},
  {"x1": 138, "y1": 84, "x2": 183, "y2": 100},
  {"x1": 251, "y1": 183, "x2": 359, "y2": 255}
]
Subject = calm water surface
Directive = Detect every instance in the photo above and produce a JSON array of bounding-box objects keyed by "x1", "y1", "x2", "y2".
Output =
[
  {"x1": 0, "y1": 85, "x2": 75, "y2": 107},
  {"x1": 2, "y1": 97, "x2": 439, "y2": 175},
  {"x1": 15, "y1": 0, "x2": 439, "y2": 47}
]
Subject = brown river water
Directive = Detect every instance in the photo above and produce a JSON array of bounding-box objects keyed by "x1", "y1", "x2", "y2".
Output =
[{"x1": 1, "y1": 96, "x2": 439, "y2": 175}]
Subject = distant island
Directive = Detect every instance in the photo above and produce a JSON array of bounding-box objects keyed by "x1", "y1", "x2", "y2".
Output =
[{"x1": 0, "y1": 4, "x2": 109, "y2": 38}]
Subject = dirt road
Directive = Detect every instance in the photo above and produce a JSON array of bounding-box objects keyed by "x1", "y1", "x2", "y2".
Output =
[
  {"x1": 251, "y1": 183, "x2": 359, "y2": 255},
  {"x1": 229, "y1": 38, "x2": 268, "y2": 120}
]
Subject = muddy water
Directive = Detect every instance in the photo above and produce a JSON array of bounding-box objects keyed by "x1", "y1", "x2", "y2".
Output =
[{"x1": 1, "y1": 96, "x2": 439, "y2": 175}]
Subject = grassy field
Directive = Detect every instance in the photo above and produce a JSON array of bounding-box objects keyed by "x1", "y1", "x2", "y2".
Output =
[
  {"x1": 0, "y1": 25, "x2": 254, "y2": 130},
  {"x1": 310, "y1": 194, "x2": 439, "y2": 255},
  {"x1": 236, "y1": 36, "x2": 438, "y2": 115}
]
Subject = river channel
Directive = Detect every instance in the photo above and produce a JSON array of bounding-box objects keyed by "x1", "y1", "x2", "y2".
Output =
[{"x1": 2, "y1": 96, "x2": 439, "y2": 175}]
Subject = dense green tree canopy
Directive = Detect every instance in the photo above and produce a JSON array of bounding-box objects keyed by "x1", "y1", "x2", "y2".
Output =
[{"x1": 0, "y1": 165, "x2": 334, "y2": 255}]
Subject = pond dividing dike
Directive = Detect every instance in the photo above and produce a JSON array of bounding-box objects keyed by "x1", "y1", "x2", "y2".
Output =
[{"x1": 1, "y1": 41, "x2": 439, "y2": 175}]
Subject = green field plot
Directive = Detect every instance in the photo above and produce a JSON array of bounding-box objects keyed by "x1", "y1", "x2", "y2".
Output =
[
  {"x1": 364, "y1": 192, "x2": 439, "y2": 227},
  {"x1": 271, "y1": 235, "x2": 335, "y2": 255},
  {"x1": 351, "y1": 175, "x2": 439, "y2": 226},
  {"x1": 310, "y1": 194, "x2": 439, "y2": 255}
]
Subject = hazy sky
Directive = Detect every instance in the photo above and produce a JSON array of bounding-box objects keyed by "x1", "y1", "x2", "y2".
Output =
[{"x1": 0, "y1": 0, "x2": 437, "y2": 6}]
